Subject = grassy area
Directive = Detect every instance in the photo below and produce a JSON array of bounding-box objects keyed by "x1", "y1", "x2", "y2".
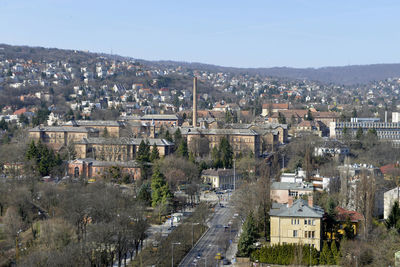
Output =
[{"x1": 131, "y1": 202, "x2": 212, "y2": 267}]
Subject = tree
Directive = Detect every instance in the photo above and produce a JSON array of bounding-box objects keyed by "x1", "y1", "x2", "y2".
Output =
[
  {"x1": 164, "y1": 130, "x2": 173, "y2": 142},
  {"x1": 331, "y1": 240, "x2": 340, "y2": 264},
  {"x1": 237, "y1": 212, "x2": 258, "y2": 257},
  {"x1": 173, "y1": 128, "x2": 182, "y2": 144},
  {"x1": 150, "y1": 143, "x2": 160, "y2": 162},
  {"x1": 385, "y1": 201, "x2": 400, "y2": 232},
  {"x1": 137, "y1": 140, "x2": 150, "y2": 162},
  {"x1": 278, "y1": 112, "x2": 286, "y2": 124},
  {"x1": 324, "y1": 197, "x2": 337, "y2": 240},
  {"x1": 219, "y1": 137, "x2": 233, "y2": 169},
  {"x1": 151, "y1": 167, "x2": 172, "y2": 208},
  {"x1": 319, "y1": 241, "x2": 334, "y2": 264},
  {"x1": 306, "y1": 109, "x2": 313, "y2": 121},
  {"x1": 356, "y1": 127, "x2": 364, "y2": 140},
  {"x1": 176, "y1": 139, "x2": 189, "y2": 159}
]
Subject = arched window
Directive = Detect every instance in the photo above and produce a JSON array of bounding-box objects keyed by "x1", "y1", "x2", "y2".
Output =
[{"x1": 74, "y1": 167, "x2": 80, "y2": 178}]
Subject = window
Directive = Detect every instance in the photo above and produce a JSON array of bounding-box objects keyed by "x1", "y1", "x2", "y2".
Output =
[
  {"x1": 74, "y1": 167, "x2": 80, "y2": 178},
  {"x1": 312, "y1": 219, "x2": 315, "y2": 225},
  {"x1": 305, "y1": 231, "x2": 308, "y2": 238},
  {"x1": 312, "y1": 231, "x2": 315, "y2": 238},
  {"x1": 293, "y1": 230, "x2": 298, "y2": 237},
  {"x1": 305, "y1": 219, "x2": 307, "y2": 225},
  {"x1": 308, "y1": 219, "x2": 311, "y2": 225}
]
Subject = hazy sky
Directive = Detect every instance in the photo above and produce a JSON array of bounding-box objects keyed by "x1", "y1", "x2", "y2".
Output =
[{"x1": 1, "y1": 0, "x2": 400, "y2": 68}]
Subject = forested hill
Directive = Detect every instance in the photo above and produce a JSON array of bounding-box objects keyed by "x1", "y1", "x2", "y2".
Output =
[
  {"x1": 2, "y1": 43, "x2": 400, "y2": 85},
  {"x1": 140, "y1": 60, "x2": 400, "y2": 85}
]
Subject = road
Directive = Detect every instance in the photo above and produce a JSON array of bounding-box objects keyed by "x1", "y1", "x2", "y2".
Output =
[{"x1": 179, "y1": 196, "x2": 236, "y2": 267}]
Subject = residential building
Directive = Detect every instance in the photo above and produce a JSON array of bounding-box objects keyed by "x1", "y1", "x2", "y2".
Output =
[
  {"x1": 201, "y1": 168, "x2": 241, "y2": 189},
  {"x1": 270, "y1": 197, "x2": 324, "y2": 250},
  {"x1": 314, "y1": 139, "x2": 349, "y2": 160},
  {"x1": 261, "y1": 103, "x2": 289, "y2": 117},
  {"x1": 140, "y1": 114, "x2": 180, "y2": 128},
  {"x1": 271, "y1": 182, "x2": 313, "y2": 204},
  {"x1": 384, "y1": 187, "x2": 400, "y2": 219}
]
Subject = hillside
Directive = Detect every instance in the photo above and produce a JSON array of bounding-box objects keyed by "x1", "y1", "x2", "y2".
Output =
[{"x1": 2, "y1": 43, "x2": 400, "y2": 85}]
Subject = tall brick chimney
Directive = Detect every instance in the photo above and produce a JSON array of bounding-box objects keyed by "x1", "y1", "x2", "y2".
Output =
[
  {"x1": 192, "y1": 77, "x2": 197, "y2": 127},
  {"x1": 308, "y1": 194, "x2": 313, "y2": 208},
  {"x1": 288, "y1": 196, "x2": 294, "y2": 207}
]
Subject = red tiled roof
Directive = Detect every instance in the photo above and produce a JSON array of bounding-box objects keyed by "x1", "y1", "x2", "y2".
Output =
[
  {"x1": 335, "y1": 206, "x2": 364, "y2": 222},
  {"x1": 13, "y1": 107, "x2": 27, "y2": 115},
  {"x1": 262, "y1": 103, "x2": 289, "y2": 109},
  {"x1": 380, "y1": 163, "x2": 400, "y2": 175}
]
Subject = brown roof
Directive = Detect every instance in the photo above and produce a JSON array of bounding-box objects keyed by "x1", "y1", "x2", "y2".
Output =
[{"x1": 262, "y1": 103, "x2": 289, "y2": 109}]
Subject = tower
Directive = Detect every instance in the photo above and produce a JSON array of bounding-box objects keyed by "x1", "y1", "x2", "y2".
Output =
[{"x1": 193, "y1": 76, "x2": 197, "y2": 127}]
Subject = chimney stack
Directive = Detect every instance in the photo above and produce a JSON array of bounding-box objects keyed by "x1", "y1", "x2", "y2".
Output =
[
  {"x1": 288, "y1": 196, "x2": 294, "y2": 207},
  {"x1": 308, "y1": 195, "x2": 313, "y2": 208},
  {"x1": 193, "y1": 77, "x2": 197, "y2": 127}
]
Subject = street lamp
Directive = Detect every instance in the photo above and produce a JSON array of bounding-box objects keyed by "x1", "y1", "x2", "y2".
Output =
[
  {"x1": 192, "y1": 223, "x2": 200, "y2": 248},
  {"x1": 171, "y1": 242, "x2": 181, "y2": 267},
  {"x1": 233, "y1": 158, "x2": 236, "y2": 191}
]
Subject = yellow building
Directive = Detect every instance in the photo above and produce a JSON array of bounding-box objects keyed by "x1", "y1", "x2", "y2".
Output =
[
  {"x1": 63, "y1": 120, "x2": 123, "y2": 137},
  {"x1": 74, "y1": 137, "x2": 174, "y2": 161},
  {"x1": 270, "y1": 197, "x2": 324, "y2": 251},
  {"x1": 28, "y1": 126, "x2": 99, "y2": 151},
  {"x1": 184, "y1": 128, "x2": 260, "y2": 156}
]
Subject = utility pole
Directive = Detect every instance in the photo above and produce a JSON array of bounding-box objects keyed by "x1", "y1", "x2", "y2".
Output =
[{"x1": 171, "y1": 242, "x2": 181, "y2": 267}]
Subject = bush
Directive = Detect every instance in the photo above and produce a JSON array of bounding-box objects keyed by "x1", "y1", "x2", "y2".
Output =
[{"x1": 252, "y1": 244, "x2": 319, "y2": 265}]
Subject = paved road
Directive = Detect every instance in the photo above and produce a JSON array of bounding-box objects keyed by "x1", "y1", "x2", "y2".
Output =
[{"x1": 179, "y1": 198, "x2": 235, "y2": 267}]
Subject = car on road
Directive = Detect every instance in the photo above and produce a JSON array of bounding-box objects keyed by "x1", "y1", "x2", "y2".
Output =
[
  {"x1": 196, "y1": 253, "x2": 202, "y2": 259},
  {"x1": 222, "y1": 259, "x2": 230, "y2": 265}
]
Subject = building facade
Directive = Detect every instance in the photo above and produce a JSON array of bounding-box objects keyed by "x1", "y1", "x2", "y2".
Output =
[
  {"x1": 185, "y1": 128, "x2": 260, "y2": 156},
  {"x1": 270, "y1": 197, "x2": 324, "y2": 251},
  {"x1": 74, "y1": 137, "x2": 174, "y2": 161},
  {"x1": 29, "y1": 126, "x2": 99, "y2": 150}
]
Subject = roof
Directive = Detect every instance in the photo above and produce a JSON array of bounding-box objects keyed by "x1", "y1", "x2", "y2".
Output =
[
  {"x1": 141, "y1": 114, "x2": 178, "y2": 120},
  {"x1": 29, "y1": 126, "x2": 99, "y2": 133},
  {"x1": 380, "y1": 163, "x2": 400, "y2": 175},
  {"x1": 185, "y1": 128, "x2": 259, "y2": 136},
  {"x1": 262, "y1": 103, "x2": 289, "y2": 109},
  {"x1": 75, "y1": 137, "x2": 174, "y2": 146},
  {"x1": 271, "y1": 182, "x2": 313, "y2": 191},
  {"x1": 335, "y1": 206, "x2": 364, "y2": 222},
  {"x1": 270, "y1": 199, "x2": 324, "y2": 218},
  {"x1": 317, "y1": 139, "x2": 348, "y2": 149},
  {"x1": 69, "y1": 158, "x2": 140, "y2": 168},
  {"x1": 63, "y1": 120, "x2": 121, "y2": 127},
  {"x1": 201, "y1": 168, "x2": 236, "y2": 178}
]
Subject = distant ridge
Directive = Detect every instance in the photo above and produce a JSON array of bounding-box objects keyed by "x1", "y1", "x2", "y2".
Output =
[
  {"x1": 2, "y1": 43, "x2": 400, "y2": 85},
  {"x1": 138, "y1": 60, "x2": 400, "y2": 85}
]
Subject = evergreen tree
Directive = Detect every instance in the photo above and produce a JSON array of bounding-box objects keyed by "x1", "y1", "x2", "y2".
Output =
[
  {"x1": 278, "y1": 112, "x2": 286, "y2": 124},
  {"x1": 385, "y1": 201, "x2": 400, "y2": 231},
  {"x1": 237, "y1": 212, "x2": 258, "y2": 257},
  {"x1": 319, "y1": 241, "x2": 333, "y2": 264},
  {"x1": 356, "y1": 127, "x2": 364, "y2": 140},
  {"x1": 137, "y1": 140, "x2": 150, "y2": 162},
  {"x1": 137, "y1": 182, "x2": 152, "y2": 206},
  {"x1": 26, "y1": 140, "x2": 38, "y2": 160},
  {"x1": 324, "y1": 197, "x2": 337, "y2": 240},
  {"x1": 164, "y1": 130, "x2": 173, "y2": 142},
  {"x1": 151, "y1": 167, "x2": 172, "y2": 208},
  {"x1": 306, "y1": 109, "x2": 314, "y2": 121},
  {"x1": 150, "y1": 143, "x2": 160, "y2": 162},
  {"x1": 219, "y1": 137, "x2": 233, "y2": 168},
  {"x1": 0, "y1": 118, "x2": 8, "y2": 130},
  {"x1": 176, "y1": 139, "x2": 189, "y2": 159},
  {"x1": 330, "y1": 240, "x2": 339, "y2": 264},
  {"x1": 174, "y1": 128, "x2": 182, "y2": 144},
  {"x1": 211, "y1": 146, "x2": 221, "y2": 168}
]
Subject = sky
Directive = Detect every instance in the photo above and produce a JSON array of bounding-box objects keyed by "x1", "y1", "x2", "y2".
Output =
[{"x1": 1, "y1": 0, "x2": 400, "y2": 68}]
